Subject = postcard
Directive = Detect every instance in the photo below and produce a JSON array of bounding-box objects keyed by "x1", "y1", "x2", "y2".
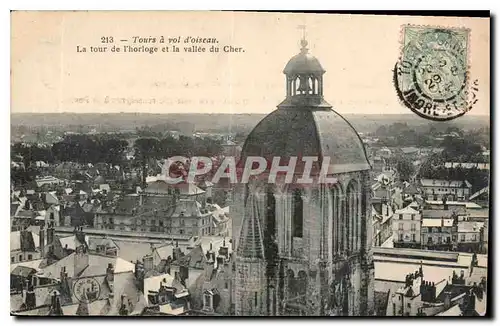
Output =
[{"x1": 10, "y1": 11, "x2": 490, "y2": 317}]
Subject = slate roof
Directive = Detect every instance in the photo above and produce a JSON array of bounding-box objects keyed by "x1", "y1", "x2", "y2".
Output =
[
  {"x1": 11, "y1": 230, "x2": 42, "y2": 252},
  {"x1": 41, "y1": 252, "x2": 135, "y2": 279},
  {"x1": 241, "y1": 107, "x2": 371, "y2": 175},
  {"x1": 236, "y1": 192, "x2": 264, "y2": 259}
]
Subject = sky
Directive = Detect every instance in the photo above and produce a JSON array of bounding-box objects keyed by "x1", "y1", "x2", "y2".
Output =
[{"x1": 11, "y1": 11, "x2": 490, "y2": 115}]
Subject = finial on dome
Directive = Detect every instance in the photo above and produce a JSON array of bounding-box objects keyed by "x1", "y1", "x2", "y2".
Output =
[{"x1": 298, "y1": 24, "x2": 308, "y2": 53}]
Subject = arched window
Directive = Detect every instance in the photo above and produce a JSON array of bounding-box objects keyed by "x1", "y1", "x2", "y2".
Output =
[
  {"x1": 287, "y1": 269, "x2": 296, "y2": 297},
  {"x1": 331, "y1": 185, "x2": 343, "y2": 256},
  {"x1": 266, "y1": 187, "x2": 276, "y2": 240},
  {"x1": 346, "y1": 180, "x2": 360, "y2": 253},
  {"x1": 297, "y1": 270, "x2": 308, "y2": 300},
  {"x1": 292, "y1": 189, "x2": 303, "y2": 238}
]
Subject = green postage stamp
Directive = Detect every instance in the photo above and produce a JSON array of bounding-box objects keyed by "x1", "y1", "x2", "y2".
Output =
[{"x1": 394, "y1": 25, "x2": 477, "y2": 121}]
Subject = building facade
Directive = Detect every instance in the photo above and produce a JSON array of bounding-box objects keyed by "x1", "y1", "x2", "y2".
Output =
[
  {"x1": 392, "y1": 206, "x2": 421, "y2": 248},
  {"x1": 419, "y1": 179, "x2": 472, "y2": 202}
]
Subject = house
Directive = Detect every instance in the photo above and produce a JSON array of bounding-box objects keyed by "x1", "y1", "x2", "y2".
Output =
[
  {"x1": 421, "y1": 218, "x2": 456, "y2": 251},
  {"x1": 11, "y1": 244, "x2": 147, "y2": 316},
  {"x1": 386, "y1": 268, "x2": 484, "y2": 316},
  {"x1": 373, "y1": 247, "x2": 487, "y2": 316},
  {"x1": 141, "y1": 273, "x2": 191, "y2": 315},
  {"x1": 10, "y1": 227, "x2": 51, "y2": 264},
  {"x1": 392, "y1": 206, "x2": 421, "y2": 248},
  {"x1": 420, "y1": 179, "x2": 472, "y2": 202},
  {"x1": 88, "y1": 237, "x2": 120, "y2": 257},
  {"x1": 456, "y1": 222, "x2": 484, "y2": 253},
  {"x1": 373, "y1": 200, "x2": 394, "y2": 247},
  {"x1": 188, "y1": 238, "x2": 233, "y2": 315}
]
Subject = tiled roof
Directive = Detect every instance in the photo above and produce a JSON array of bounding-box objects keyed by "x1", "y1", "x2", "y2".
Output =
[
  {"x1": 59, "y1": 235, "x2": 90, "y2": 251},
  {"x1": 172, "y1": 199, "x2": 203, "y2": 217},
  {"x1": 394, "y1": 206, "x2": 419, "y2": 215},
  {"x1": 175, "y1": 244, "x2": 207, "y2": 269},
  {"x1": 144, "y1": 273, "x2": 175, "y2": 300},
  {"x1": 10, "y1": 259, "x2": 45, "y2": 273},
  {"x1": 41, "y1": 252, "x2": 135, "y2": 279},
  {"x1": 457, "y1": 222, "x2": 482, "y2": 233},
  {"x1": 422, "y1": 210, "x2": 458, "y2": 219},
  {"x1": 436, "y1": 304, "x2": 463, "y2": 316},
  {"x1": 155, "y1": 244, "x2": 174, "y2": 261},
  {"x1": 88, "y1": 237, "x2": 119, "y2": 251}
]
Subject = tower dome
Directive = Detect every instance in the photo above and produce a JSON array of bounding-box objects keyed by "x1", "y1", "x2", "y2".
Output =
[
  {"x1": 240, "y1": 39, "x2": 370, "y2": 175},
  {"x1": 283, "y1": 39, "x2": 325, "y2": 75}
]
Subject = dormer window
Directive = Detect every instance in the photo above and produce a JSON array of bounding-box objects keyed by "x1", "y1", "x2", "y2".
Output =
[{"x1": 158, "y1": 293, "x2": 168, "y2": 304}]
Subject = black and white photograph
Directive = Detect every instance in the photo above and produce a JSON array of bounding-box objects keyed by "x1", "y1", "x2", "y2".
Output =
[{"x1": 9, "y1": 11, "x2": 490, "y2": 317}]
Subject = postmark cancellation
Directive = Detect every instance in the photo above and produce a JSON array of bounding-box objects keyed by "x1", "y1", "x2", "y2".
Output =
[
  {"x1": 72, "y1": 277, "x2": 101, "y2": 304},
  {"x1": 394, "y1": 25, "x2": 478, "y2": 121}
]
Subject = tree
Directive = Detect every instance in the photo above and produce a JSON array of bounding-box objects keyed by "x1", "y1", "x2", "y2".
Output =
[
  {"x1": 133, "y1": 137, "x2": 160, "y2": 187},
  {"x1": 391, "y1": 155, "x2": 415, "y2": 181},
  {"x1": 98, "y1": 137, "x2": 128, "y2": 165}
]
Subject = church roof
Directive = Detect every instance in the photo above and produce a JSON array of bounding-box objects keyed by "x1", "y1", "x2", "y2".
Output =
[
  {"x1": 240, "y1": 107, "x2": 371, "y2": 175},
  {"x1": 236, "y1": 192, "x2": 264, "y2": 259}
]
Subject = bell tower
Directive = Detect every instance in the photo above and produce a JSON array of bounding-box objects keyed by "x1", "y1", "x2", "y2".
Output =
[
  {"x1": 234, "y1": 31, "x2": 374, "y2": 316},
  {"x1": 279, "y1": 30, "x2": 331, "y2": 110}
]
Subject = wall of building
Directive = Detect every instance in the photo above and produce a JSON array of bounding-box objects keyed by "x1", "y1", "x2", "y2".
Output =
[{"x1": 10, "y1": 249, "x2": 41, "y2": 263}]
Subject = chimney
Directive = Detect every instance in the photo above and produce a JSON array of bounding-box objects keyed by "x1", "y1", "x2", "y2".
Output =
[
  {"x1": 216, "y1": 256, "x2": 224, "y2": 269},
  {"x1": 430, "y1": 282, "x2": 436, "y2": 302},
  {"x1": 39, "y1": 225, "x2": 45, "y2": 258},
  {"x1": 47, "y1": 222, "x2": 55, "y2": 245},
  {"x1": 443, "y1": 291, "x2": 452, "y2": 310},
  {"x1": 48, "y1": 290, "x2": 63, "y2": 316},
  {"x1": 119, "y1": 294, "x2": 129, "y2": 316},
  {"x1": 106, "y1": 263, "x2": 115, "y2": 292},
  {"x1": 74, "y1": 245, "x2": 89, "y2": 277},
  {"x1": 75, "y1": 227, "x2": 88, "y2": 249},
  {"x1": 205, "y1": 254, "x2": 215, "y2": 280},
  {"x1": 143, "y1": 255, "x2": 154, "y2": 271},
  {"x1": 24, "y1": 280, "x2": 36, "y2": 310},
  {"x1": 60, "y1": 266, "x2": 67, "y2": 281}
]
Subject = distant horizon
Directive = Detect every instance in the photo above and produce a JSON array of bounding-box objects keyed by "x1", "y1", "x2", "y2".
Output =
[{"x1": 10, "y1": 111, "x2": 490, "y2": 117}]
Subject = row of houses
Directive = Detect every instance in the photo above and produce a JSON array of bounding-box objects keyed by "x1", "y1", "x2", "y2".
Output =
[
  {"x1": 10, "y1": 224, "x2": 234, "y2": 316},
  {"x1": 393, "y1": 199, "x2": 488, "y2": 253}
]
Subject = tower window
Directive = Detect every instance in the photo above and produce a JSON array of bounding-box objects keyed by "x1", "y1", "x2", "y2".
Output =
[
  {"x1": 266, "y1": 187, "x2": 276, "y2": 240},
  {"x1": 292, "y1": 189, "x2": 303, "y2": 238}
]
